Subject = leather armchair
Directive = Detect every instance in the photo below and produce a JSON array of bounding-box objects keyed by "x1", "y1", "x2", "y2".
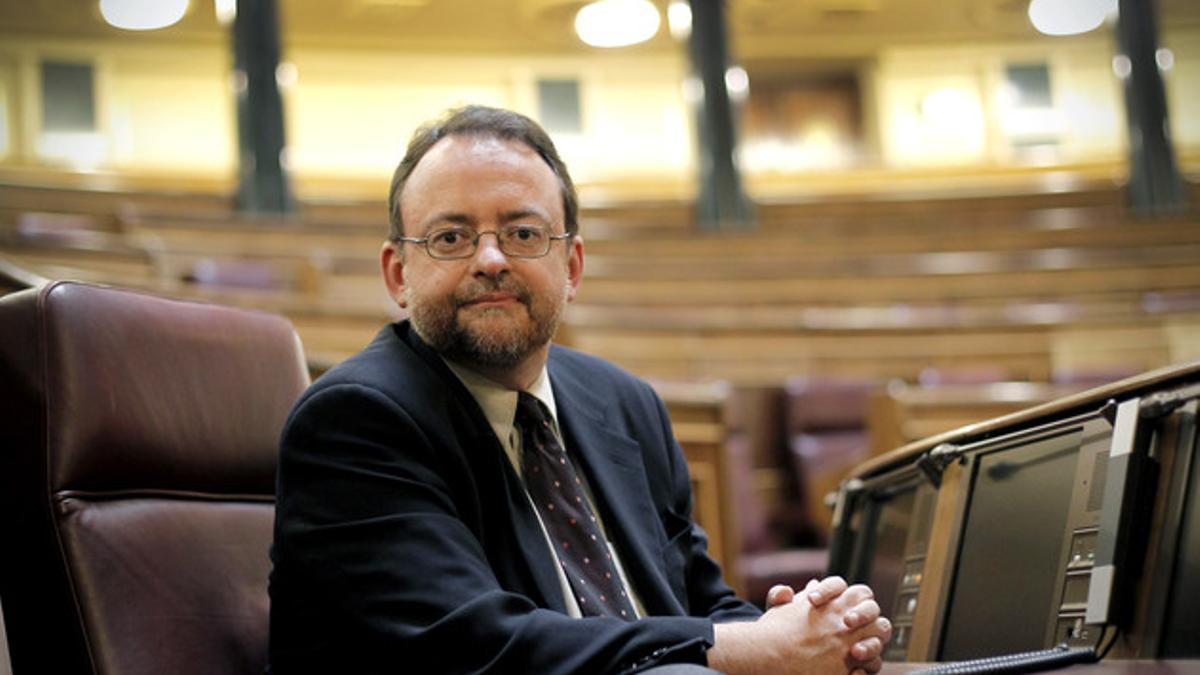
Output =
[{"x1": 0, "y1": 281, "x2": 309, "y2": 674}]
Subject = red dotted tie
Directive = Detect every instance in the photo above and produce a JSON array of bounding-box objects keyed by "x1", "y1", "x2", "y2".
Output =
[{"x1": 516, "y1": 392, "x2": 636, "y2": 619}]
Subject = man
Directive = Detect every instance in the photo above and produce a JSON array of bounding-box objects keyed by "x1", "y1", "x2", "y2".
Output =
[{"x1": 269, "y1": 105, "x2": 891, "y2": 674}]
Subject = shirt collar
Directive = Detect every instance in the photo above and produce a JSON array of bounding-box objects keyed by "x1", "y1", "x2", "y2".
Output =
[{"x1": 441, "y1": 358, "x2": 559, "y2": 449}]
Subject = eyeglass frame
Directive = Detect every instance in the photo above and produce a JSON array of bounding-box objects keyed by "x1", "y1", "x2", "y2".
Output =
[{"x1": 393, "y1": 224, "x2": 575, "y2": 260}]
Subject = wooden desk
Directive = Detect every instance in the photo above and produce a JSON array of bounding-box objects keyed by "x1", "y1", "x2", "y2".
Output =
[
  {"x1": 867, "y1": 380, "x2": 1090, "y2": 456},
  {"x1": 652, "y1": 380, "x2": 742, "y2": 596}
]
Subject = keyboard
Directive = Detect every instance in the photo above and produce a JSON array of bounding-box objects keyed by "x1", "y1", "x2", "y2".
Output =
[{"x1": 909, "y1": 645, "x2": 1098, "y2": 675}]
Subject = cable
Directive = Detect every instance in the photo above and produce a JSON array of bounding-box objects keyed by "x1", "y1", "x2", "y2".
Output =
[
  {"x1": 908, "y1": 644, "x2": 1098, "y2": 675},
  {"x1": 1096, "y1": 624, "x2": 1122, "y2": 660}
]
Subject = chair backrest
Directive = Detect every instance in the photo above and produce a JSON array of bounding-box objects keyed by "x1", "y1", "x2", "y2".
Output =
[
  {"x1": 0, "y1": 281, "x2": 310, "y2": 675},
  {"x1": 784, "y1": 376, "x2": 879, "y2": 542}
]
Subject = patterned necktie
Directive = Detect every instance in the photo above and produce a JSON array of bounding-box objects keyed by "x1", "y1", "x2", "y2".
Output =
[{"x1": 515, "y1": 392, "x2": 636, "y2": 619}]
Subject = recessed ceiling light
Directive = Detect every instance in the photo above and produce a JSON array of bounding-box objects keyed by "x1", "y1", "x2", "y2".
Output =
[
  {"x1": 667, "y1": 0, "x2": 692, "y2": 40},
  {"x1": 1027, "y1": 0, "x2": 1117, "y2": 36},
  {"x1": 214, "y1": 0, "x2": 236, "y2": 25},
  {"x1": 99, "y1": 0, "x2": 189, "y2": 31},
  {"x1": 575, "y1": 0, "x2": 661, "y2": 48}
]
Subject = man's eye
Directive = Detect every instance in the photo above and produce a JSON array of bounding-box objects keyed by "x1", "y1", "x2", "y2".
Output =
[
  {"x1": 510, "y1": 226, "x2": 541, "y2": 240},
  {"x1": 433, "y1": 230, "x2": 464, "y2": 245}
]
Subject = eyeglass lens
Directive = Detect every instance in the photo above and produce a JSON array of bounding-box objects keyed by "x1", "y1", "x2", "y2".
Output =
[{"x1": 427, "y1": 225, "x2": 551, "y2": 259}]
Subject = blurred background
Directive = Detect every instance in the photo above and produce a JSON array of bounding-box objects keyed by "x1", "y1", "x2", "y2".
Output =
[
  {"x1": 0, "y1": 0, "x2": 1195, "y2": 198},
  {"x1": 1, "y1": 0, "x2": 1198, "y2": 601}
]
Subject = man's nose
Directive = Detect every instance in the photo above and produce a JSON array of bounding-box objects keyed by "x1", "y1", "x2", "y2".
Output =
[{"x1": 471, "y1": 231, "x2": 510, "y2": 273}]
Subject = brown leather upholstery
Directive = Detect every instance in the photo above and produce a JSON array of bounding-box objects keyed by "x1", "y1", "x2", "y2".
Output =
[
  {"x1": 784, "y1": 376, "x2": 879, "y2": 543},
  {"x1": 0, "y1": 281, "x2": 309, "y2": 675},
  {"x1": 724, "y1": 386, "x2": 830, "y2": 605},
  {"x1": 726, "y1": 432, "x2": 829, "y2": 604}
]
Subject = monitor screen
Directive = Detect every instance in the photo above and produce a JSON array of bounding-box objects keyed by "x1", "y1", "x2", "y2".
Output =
[
  {"x1": 939, "y1": 428, "x2": 1083, "y2": 660},
  {"x1": 838, "y1": 471, "x2": 936, "y2": 661},
  {"x1": 865, "y1": 484, "x2": 915, "y2": 614}
]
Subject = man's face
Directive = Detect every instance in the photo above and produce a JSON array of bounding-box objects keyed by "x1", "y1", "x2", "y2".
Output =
[{"x1": 381, "y1": 134, "x2": 583, "y2": 371}]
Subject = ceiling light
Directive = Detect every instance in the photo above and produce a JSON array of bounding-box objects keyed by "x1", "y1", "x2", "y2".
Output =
[
  {"x1": 575, "y1": 0, "x2": 661, "y2": 48},
  {"x1": 100, "y1": 0, "x2": 189, "y2": 31},
  {"x1": 1156, "y1": 48, "x2": 1174, "y2": 71},
  {"x1": 668, "y1": 0, "x2": 692, "y2": 41},
  {"x1": 681, "y1": 76, "x2": 704, "y2": 105},
  {"x1": 214, "y1": 0, "x2": 236, "y2": 25},
  {"x1": 1111, "y1": 54, "x2": 1132, "y2": 80},
  {"x1": 725, "y1": 66, "x2": 750, "y2": 102},
  {"x1": 276, "y1": 62, "x2": 299, "y2": 89},
  {"x1": 1027, "y1": 0, "x2": 1116, "y2": 36}
]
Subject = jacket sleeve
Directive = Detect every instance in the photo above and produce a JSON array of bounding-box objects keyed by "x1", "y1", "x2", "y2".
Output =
[{"x1": 269, "y1": 382, "x2": 722, "y2": 675}]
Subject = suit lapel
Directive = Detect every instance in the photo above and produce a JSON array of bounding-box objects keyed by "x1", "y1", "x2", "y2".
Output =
[
  {"x1": 549, "y1": 359, "x2": 687, "y2": 616},
  {"x1": 465, "y1": 425, "x2": 570, "y2": 614},
  {"x1": 397, "y1": 323, "x2": 568, "y2": 612}
]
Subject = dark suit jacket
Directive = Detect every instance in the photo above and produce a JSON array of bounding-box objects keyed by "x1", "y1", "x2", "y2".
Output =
[{"x1": 269, "y1": 321, "x2": 760, "y2": 674}]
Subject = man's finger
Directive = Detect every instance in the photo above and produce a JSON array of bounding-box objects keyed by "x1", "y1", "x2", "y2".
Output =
[
  {"x1": 850, "y1": 636, "x2": 883, "y2": 662},
  {"x1": 807, "y1": 575, "x2": 848, "y2": 606},
  {"x1": 843, "y1": 583, "x2": 875, "y2": 603},
  {"x1": 765, "y1": 584, "x2": 795, "y2": 607},
  {"x1": 843, "y1": 599, "x2": 882, "y2": 630},
  {"x1": 873, "y1": 616, "x2": 892, "y2": 642},
  {"x1": 857, "y1": 656, "x2": 885, "y2": 675}
]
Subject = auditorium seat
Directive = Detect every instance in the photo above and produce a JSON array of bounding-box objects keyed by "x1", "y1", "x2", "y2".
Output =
[
  {"x1": 0, "y1": 257, "x2": 46, "y2": 295},
  {"x1": 723, "y1": 382, "x2": 858, "y2": 606},
  {"x1": 1049, "y1": 364, "x2": 1142, "y2": 386},
  {"x1": 726, "y1": 431, "x2": 829, "y2": 606},
  {"x1": 0, "y1": 280, "x2": 310, "y2": 675},
  {"x1": 784, "y1": 375, "x2": 880, "y2": 543},
  {"x1": 185, "y1": 257, "x2": 282, "y2": 290},
  {"x1": 916, "y1": 365, "x2": 1007, "y2": 386}
]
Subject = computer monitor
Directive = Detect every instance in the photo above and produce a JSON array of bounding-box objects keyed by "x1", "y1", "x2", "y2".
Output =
[
  {"x1": 829, "y1": 369, "x2": 1200, "y2": 663},
  {"x1": 830, "y1": 467, "x2": 937, "y2": 660},
  {"x1": 938, "y1": 423, "x2": 1093, "y2": 659},
  {"x1": 935, "y1": 397, "x2": 1154, "y2": 661}
]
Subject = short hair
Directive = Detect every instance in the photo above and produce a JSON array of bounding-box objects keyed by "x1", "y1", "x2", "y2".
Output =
[{"x1": 387, "y1": 105, "x2": 579, "y2": 242}]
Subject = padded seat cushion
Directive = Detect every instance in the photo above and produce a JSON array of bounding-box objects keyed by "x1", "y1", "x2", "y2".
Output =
[{"x1": 0, "y1": 281, "x2": 309, "y2": 675}]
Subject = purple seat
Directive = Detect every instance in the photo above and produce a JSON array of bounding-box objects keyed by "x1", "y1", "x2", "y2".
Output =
[
  {"x1": 916, "y1": 365, "x2": 1007, "y2": 386},
  {"x1": 1050, "y1": 365, "x2": 1142, "y2": 387},
  {"x1": 0, "y1": 281, "x2": 309, "y2": 675},
  {"x1": 784, "y1": 376, "x2": 879, "y2": 544},
  {"x1": 723, "y1": 385, "x2": 834, "y2": 605}
]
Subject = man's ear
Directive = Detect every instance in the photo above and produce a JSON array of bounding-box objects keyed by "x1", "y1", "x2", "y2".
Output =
[
  {"x1": 380, "y1": 241, "x2": 408, "y2": 308},
  {"x1": 565, "y1": 234, "x2": 584, "y2": 303}
]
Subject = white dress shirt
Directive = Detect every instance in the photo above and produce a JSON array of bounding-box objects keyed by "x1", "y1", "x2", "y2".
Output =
[{"x1": 442, "y1": 358, "x2": 646, "y2": 619}]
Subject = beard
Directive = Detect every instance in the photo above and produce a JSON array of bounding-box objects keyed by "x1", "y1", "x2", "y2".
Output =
[{"x1": 406, "y1": 275, "x2": 565, "y2": 370}]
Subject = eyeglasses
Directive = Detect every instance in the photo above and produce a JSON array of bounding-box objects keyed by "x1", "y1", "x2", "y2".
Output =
[{"x1": 395, "y1": 224, "x2": 573, "y2": 260}]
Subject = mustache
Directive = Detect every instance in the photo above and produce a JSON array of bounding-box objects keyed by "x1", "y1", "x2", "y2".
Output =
[{"x1": 453, "y1": 278, "x2": 532, "y2": 308}]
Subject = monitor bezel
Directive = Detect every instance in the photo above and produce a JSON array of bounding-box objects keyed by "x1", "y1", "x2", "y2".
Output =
[{"x1": 929, "y1": 410, "x2": 1115, "y2": 660}]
